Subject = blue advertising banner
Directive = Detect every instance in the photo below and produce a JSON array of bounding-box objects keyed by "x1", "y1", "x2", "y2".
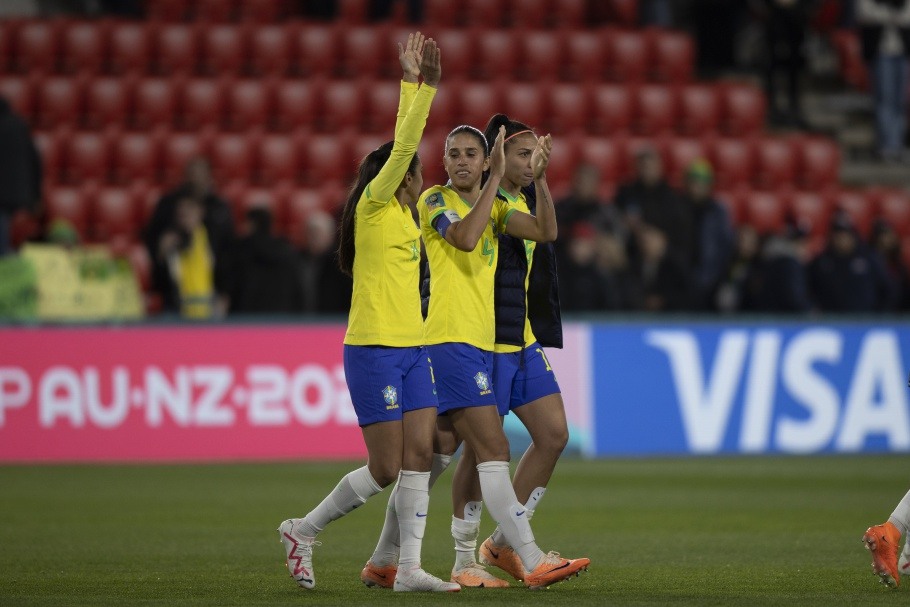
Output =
[{"x1": 593, "y1": 323, "x2": 910, "y2": 456}]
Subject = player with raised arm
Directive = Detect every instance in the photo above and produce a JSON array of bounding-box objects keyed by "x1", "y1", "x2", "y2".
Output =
[{"x1": 277, "y1": 33, "x2": 459, "y2": 593}]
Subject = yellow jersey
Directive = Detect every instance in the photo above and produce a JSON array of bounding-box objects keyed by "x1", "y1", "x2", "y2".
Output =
[
  {"x1": 343, "y1": 81, "x2": 435, "y2": 347},
  {"x1": 418, "y1": 184, "x2": 516, "y2": 351},
  {"x1": 493, "y1": 187, "x2": 538, "y2": 354}
]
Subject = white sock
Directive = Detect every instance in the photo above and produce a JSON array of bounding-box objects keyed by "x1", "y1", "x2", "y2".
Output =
[
  {"x1": 890, "y1": 490, "x2": 910, "y2": 536},
  {"x1": 476, "y1": 461, "x2": 544, "y2": 572},
  {"x1": 451, "y1": 501, "x2": 483, "y2": 569},
  {"x1": 369, "y1": 454, "x2": 452, "y2": 567},
  {"x1": 396, "y1": 470, "x2": 430, "y2": 568},
  {"x1": 491, "y1": 487, "x2": 546, "y2": 546},
  {"x1": 299, "y1": 466, "x2": 382, "y2": 537}
]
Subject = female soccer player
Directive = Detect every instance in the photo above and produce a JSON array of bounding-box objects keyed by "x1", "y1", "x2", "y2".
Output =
[
  {"x1": 864, "y1": 491, "x2": 910, "y2": 587},
  {"x1": 362, "y1": 122, "x2": 589, "y2": 590},
  {"x1": 277, "y1": 33, "x2": 459, "y2": 593}
]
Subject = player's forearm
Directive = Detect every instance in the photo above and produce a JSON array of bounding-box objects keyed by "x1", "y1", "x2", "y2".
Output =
[
  {"x1": 448, "y1": 174, "x2": 502, "y2": 251},
  {"x1": 533, "y1": 176, "x2": 558, "y2": 242}
]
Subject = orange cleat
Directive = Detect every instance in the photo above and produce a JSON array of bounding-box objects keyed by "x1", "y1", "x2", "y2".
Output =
[
  {"x1": 863, "y1": 521, "x2": 901, "y2": 588},
  {"x1": 450, "y1": 562, "x2": 510, "y2": 588},
  {"x1": 478, "y1": 537, "x2": 526, "y2": 581},
  {"x1": 360, "y1": 560, "x2": 397, "y2": 589},
  {"x1": 523, "y1": 552, "x2": 590, "y2": 590}
]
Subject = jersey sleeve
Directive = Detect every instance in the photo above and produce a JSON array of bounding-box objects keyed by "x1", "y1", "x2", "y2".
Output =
[
  {"x1": 493, "y1": 197, "x2": 517, "y2": 235},
  {"x1": 421, "y1": 189, "x2": 462, "y2": 237},
  {"x1": 363, "y1": 84, "x2": 437, "y2": 211},
  {"x1": 395, "y1": 81, "x2": 418, "y2": 138}
]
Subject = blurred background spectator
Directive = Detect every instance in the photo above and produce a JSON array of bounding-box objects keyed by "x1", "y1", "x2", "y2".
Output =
[
  {"x1": 749, "y1": 221, "x2": 813, "y2": 312},
  {"x1": 716, "y1": 225, "x2": 763, "y2": 313},
  {"x1": 0, "y1": 96, "x2": 41, "y2": 256},
  {"x1": 871, "y1": 218, "x2": 910, "y2": 309},
  {"x1": 755, "y1": 0, "x2": 813, "y2": 127},
  {"x1": 629, "y1": 223, "x2": 692, "y2": 312},
  {"x1": 299, "y1": 211, "x2": 351, "y2": 314},
  {"x1": 558, "y1": 222, "x2": 615, "y2": 312}
]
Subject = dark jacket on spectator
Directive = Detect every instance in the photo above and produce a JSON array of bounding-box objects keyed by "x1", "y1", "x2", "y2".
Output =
[
  {"x1": 300, "y1": 250, "x2": 352, "y2": 314},
  {"x1": 809, "y1": 243, "x2": 896, "y2": 312},
  {"x1": 0, "y1": 98, "x2": 41, "y2": 213},
  {"x1": 231, "y1": 232, "x2": 304, "y2": 314},
  {"x1": 686, "y1": 195, "x2": 735, "y2": 309},
  {"x1": 615, "y1": 179, "x2": 692, "y2": 266},
  {"x1": 749, "y1": 237, "x2": 811, "y2": 313}
]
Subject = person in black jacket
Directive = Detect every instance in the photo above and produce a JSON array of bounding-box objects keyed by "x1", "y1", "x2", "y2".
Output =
[
  {"x1": 0, "y1": 96, "x2": 41, "y2": 256},
  {"x1": 230, "y1": 207, "x2": 303, "y2": 314},
  {"x1": 629, "y1": 222, "x2": 692, "y2": 311},
  {"x1": 557, "y1": 222, "x2": 615, "y2": 311}
]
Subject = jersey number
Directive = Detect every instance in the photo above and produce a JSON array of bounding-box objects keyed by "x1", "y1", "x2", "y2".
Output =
[
  {"x1": 410, "y1": 240, "x2": 419, "y2": 261},
  {"x1": 536, "y1": 347, "x2": 553, "y2": 372},
  {"x1": 482, "y1": 238, "x2": 495, "y2": 267}
]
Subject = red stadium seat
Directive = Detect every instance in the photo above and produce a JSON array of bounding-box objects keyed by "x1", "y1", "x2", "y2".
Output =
[
  {"x1": 162, "y1": 133, "x2": 207, "y2": 186},
  {"x1": 256, "y1": 134, "x2": 299, "y2": 185},
  {"x1": 64, "y1": 131, "x2": 110, "y2": 184},
  {"x1": 338, "y1": 0, "x2": 369, "y2": 24},
  {"x1": 564, "y1": 31, "x2": 605, "y2": 82},
  {"x1": 60, "y1": 21, "x2": 105, "y2": 75},
  {"x1": 425, "y1": 80, "x2": 458, "y2": 132},
  {"x1": 93, "y1": 187, "x2": 139, "y2": 241},
  {"x1": 519, "y1": 31, "x2": 562, "y2": 82},
  {"x1": 194, "y1": 0, "x2": 235, "y2": 22},
  {"x1": 833, "y1": 189, "x2": 876, "y2": 236},
  {"x1": 544, "y1": 136, "x2": 578, "y2": 189},
  {"x1": 351, "y1": 133, "x2": 388, "y2": 166},
  {"x1": 0, "y1": 21, "x2": 13, "y2": 75},
  {"x1": 133, "y1": 78, "x2": 176, "y2": 129},
  {"x1": 798, "y1": 136, "x2": 840, "y2": 189},
  {"x1": 755, "y1": 137, "x2": 798, "y2": 189},
  {"x1": 434, "y1": 29, "x2": 474, "y2": 81},
  {"x1": 286, "y1": 188, "x2": 325, "y2": 241},
  {"x1": 789, "y1": 190, "x2": 833, "y2": 236},
  {"x1": 591, "y1": 84, "x2": 633, "y2": 134},
  {"x1": 201, "y1": 24, "x2": 248, "y2": 76},
  {"x1": 294, "y1": 25, "x2": 339, "y2": 78},
  {"x1": 126, "y1": 241, "x2": 152, "y2": 292},
  {"x1": 46, "y1": 187, "x2": 90, "y2": 236},
  {"x1": 722, "y1": 83, "x2": 766, "y2": 137},
  {"x1": 84, "y1": 77, "x2": 129, "y2": 129},
  {"x1": 239, "y1": 0, "x2": 285, "y2": 22},
  {"x1": 146, "y1": 0, "x2": 189, "y2": 21},
  {"x1": 108, "y1": 23, "x2": 150, "y2": 76},
  {"x1": 112, "y1": 133, "x2": 160, "y2": 184},
  {"x1": 503, "y1": 82, "x2": 546, "y2": 132},
  {"x1": 678, "y1": 84, "x2": 721, "y2": 136},
  {"x1": 667, "y1": 137, "x2": 710, "y2": 188},
  {"x1": 155, "y1": 24, "x2": 198, "y2": 76},
  {"x1": 418, "y1": 129, "x2": 448, "y2": 187},
  {"x1": 548, "y1": 83, "x2": 590, "y2": 134},
  {"x1": 476, "y1": 31, "x2": 518, "y2": 81},
  {"x1": 608, "y1": 0, "x2": 640, "y2": 27},
  {"x1": 36, "y1": 77, "x2": 82, "y2": 129},
  {"x1": 273, "y1": 79, "x2": 320, "y2": 132},
  {"x1": 363, "y1": 81, "x2": 400, "y2": 133},
  {"x1": 465, "y1": 0, "x2": 507, "y2": 27},
  {"x1": 249, "y1": 25, "x2": 291, "y2": 76},
  {"x1": 225, "y1": 78, "x2": 272, "y2": 131},
  {"x1": 339, "y1": 26, "x2": 388, "y2": 78},
  {"x1": 605, "y1": 29, "x2": 648, "y2": 83},
  {"x1": 34, "y1": 130, "x2": 63, "y2": 185},
  {"x1": 14, "y1": 21, "x2": 58, "y2": 74},
  {"x1": 552, "y1": 0, "x2": 586, "y2": 27},
  {"x1": 711, "y1": 137, "x2": 755, "y2": 190},
  {"x1": 579, "y1": 137, "x2": 624, "y2": 191},
  {"x1": 301, "y1": 133, "x2": 353, "y2": 186},
  {"x1": 211, "y1": 133, "x2": 255, "y2": 183},
  {"x1": 322, "y1": 79, "x2": 364, "y2": 132},
  {"x1": 650, "y1": 30, "x2": 695, "y2": 84},
  {"x1": 457, "y1": 82, "x2": 503, "y2": 132},
  {"x1": 509, "y1": 0, "x2": 551, "y2": 27},
  {"x1": 0, "y1": 76, "x2": 34, "y2": 121},
  {"x1": 877, "y1": 189, "x2": 910, "y2": 235},
  {"x1": 635, "y1": 84, "x2": 677, "y2": 136},
  {"x1": 743, "y1": 190, "x2": 787, "y2": 235},
  {"x1": 424, "y1": 0, "x2": 460, "y2": 26},
  {"x1": 179, "y1": 78, "x2": 226, "y2": 130}
]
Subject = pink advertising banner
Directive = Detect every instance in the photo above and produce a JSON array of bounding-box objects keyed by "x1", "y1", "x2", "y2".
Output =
[{"x1": 0, "y1": 325, "x2": 365, "y2": 462}]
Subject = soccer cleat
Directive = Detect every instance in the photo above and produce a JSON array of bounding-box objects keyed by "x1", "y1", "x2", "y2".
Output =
[
  {"x1": 523, "y1": 552, "x2": 590, "y2": 590},
  {"x1": 450, "y1": 562, "x2": 510, "y2": 588},
  {"x1": 393, "y1": 565, "x2": 461, "y2": 592},
  {"x1": 863, "y1": 521, "x2": 901, "y2": 588},
  {"x1": 360, "y1": 560, "x2": 397, "y2": 589},
  {"x1": 277, "y1": 518, "x2": 321, "y2": 589},
  {"x1": 899, "y1": 540, "x2": 910, "y2": 576},
  {"x1": 479, "y1": 537, "x2": 526, "y2": 581}
]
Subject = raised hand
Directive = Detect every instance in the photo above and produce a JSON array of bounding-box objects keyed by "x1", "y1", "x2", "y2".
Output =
[
  {"x1": 489, "y1": 126, "x2": 506, "y2": 178},
  {"x1": 419, "y1": 38, "x2": 441, "y2": 87},
  {"x1": 398, "y1": 32, "x2": 425, "y2": 83},
  {"x1": 531, "y1": 134, "x2": 553, "y2": 179}
]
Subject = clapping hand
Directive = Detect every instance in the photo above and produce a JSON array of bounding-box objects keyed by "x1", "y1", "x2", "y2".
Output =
[
  {"x1": 531, "y1": 134, "x2": 553, "y2": 179},
  {"x1": 489, "y1": 126, "x2": 505, "y2": 179},
  {"x1": 398, "y1": 32, "x2": 425, "y2": 83},
  {"x1": 419, "y1": 38, "x2": 441, "y2": 87}
]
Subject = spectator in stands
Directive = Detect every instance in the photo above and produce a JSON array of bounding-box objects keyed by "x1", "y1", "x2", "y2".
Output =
[
  {"x1": 754, "y1": 0, "x2": 813, "y2": 128},
  {"x1": 749, "y1": 222, "x2": 813, "y2": 313},
  {"x1": 809, "y1": 212, "x2": 896, "y2": 311},
  {"x1": 144, "y1": 157, "x2": 234, "y2": 313},
  {"x1": 716, "y1": 225, "x2": 763, "y2": 312},
  {"x1": 155, "y1": 195, "x2": 219, "y2": 319},
  {"x1": 299, "y1": 211, "x2": 351, "y2": 314},
  {"x1": 557, "y1": 223, "x2": 614, "y2": 311},
  {"x1": 628, "y1": 223, "x2": 692, "y2": 312},
  {"x1": 599, "y1": 232, "x2": 638, "y2": 310},
  {"x1": 0, "y1": 96, "x2": 42, "y2": 256},
  {"x1": 556, "y1": 164, "x2": 625, "y2": 242},
  {"x1": 640, "y1": 0, "x2": 675, "y2": 26},
  {"x1": 857, "y1": 0, "x2": 910, "y2": 162},
  {"x1": 681, "y1": 159, "x2": 735, "y2": 310},
  {"x1": 615, "y1": 148, "x2": 692, "y2": 269},
  {"x1": 230, "y1": 207, "x2": 304, "y2": 315},
  {"x1": 871, "y1": 218, "x2": 910, "y2": 309}
]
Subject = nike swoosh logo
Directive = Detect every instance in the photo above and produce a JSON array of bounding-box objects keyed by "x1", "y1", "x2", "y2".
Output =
[
  {"x1": 516, "y1": 510, "x2": 526, "y2": 517},
  {"x1": 489, "y1": 549, "x2": 500, "y2": 559},
  {"x1": 375, "y1": 573, "x2": 387, "y2": 579},
  {"x1": 416, "y1": 512, "x2": 428, "y2": 517},
  {"x1": 543, "y1": 562, "x2": 571, "y2": 575}
]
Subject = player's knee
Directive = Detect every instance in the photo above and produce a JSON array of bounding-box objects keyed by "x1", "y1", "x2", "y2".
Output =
[
  {"x1": 402, "y1": 446, "x2": 433, "y2": 472},
  {"x1": 368, "y1": 460, "x2": 401, "y2": 488},
  {"x1": 537, "y1": 425, "x2": 569, "y2": 457}
]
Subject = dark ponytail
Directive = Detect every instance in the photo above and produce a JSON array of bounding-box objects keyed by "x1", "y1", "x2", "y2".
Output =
[
  {"x1": 337, "y1": 141, "x2": 420, "y2": 277},
  {"x1": 482, "y1": 113, "x2": 533, "y2": 152}
]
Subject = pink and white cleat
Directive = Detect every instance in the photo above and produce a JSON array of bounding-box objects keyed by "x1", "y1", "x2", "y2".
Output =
[{"x1": 278, "y1": 518, "x2": 321, "y2": 589}]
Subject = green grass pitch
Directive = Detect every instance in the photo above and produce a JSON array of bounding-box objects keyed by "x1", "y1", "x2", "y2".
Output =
[{"x1": 0, "y1": 455, "x2": 907, "y2": 606}]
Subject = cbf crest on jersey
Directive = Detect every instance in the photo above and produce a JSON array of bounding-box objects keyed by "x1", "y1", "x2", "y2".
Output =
[
  {"x1": 427, "y1": 192, "x2": 444, "y2": 209},
  {"x1": 382, "y1": 385, "x2": 399, "y2": 410},
  {"x1": 474, "y1": 371, "x2": 491, "y2": 395}
]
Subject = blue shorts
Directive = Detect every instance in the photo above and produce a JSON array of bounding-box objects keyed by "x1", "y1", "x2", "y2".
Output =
[
  {"x1": 343, "y1": 345, "x2": 438, "y2": 427},
  {"x1": 493, "y1": 342, "x2": 561, "y2": 416},
  {"x1": 426, "y1": 343, "x2": 497, "y2": 415}
]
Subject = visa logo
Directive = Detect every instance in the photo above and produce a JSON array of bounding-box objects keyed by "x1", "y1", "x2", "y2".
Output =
[{"x1": 646, "y1": 329, "x2": 910, "y2": 454}]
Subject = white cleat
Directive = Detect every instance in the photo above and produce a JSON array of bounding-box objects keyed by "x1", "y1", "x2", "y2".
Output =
[
  {"x1": 277, "y1": 518, "x2": 321, "y2": 589},
  {"x1": 900, "y1": 542, "x2": 910, "y2": 577},
  {"x1": 393, "y1": 565, "x2": 461, "y2": 592}
]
